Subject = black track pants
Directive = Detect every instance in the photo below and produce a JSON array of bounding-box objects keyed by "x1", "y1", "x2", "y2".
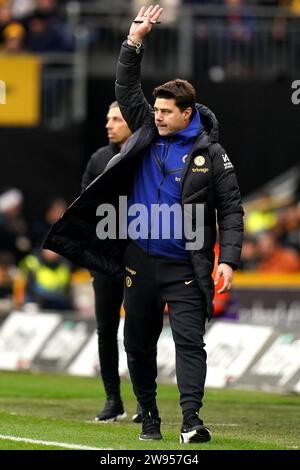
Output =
[
  {"x1": 123, "y1": 243, "x2": 207, "y2": 414},
  {"x1": 93, "y1": 271, "x2": 123, "y2": 399}
]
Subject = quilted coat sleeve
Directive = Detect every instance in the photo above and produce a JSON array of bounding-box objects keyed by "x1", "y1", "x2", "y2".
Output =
[
  {"x1": 211, "y1": 144, "x2": 244, "y2": 270},
  {"x1": 115, "y1": 41, "x2": 153, "y2": 133}
]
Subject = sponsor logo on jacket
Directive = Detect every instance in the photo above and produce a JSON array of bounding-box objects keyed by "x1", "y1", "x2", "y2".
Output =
[
  {"x1": 222, "y1": 153, "x2": 233, "y2": 170},
  {"x1": 192, "y1": 168, "x2": 209, "y2": 173},
  {"x1": 194, "y1": 156, "x2": 205, "y2": 166}
]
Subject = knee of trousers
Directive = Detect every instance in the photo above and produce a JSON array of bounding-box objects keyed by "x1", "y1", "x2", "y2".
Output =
[
  {"x1": 173, "y1": 335, "x2": 206, "y2": 351},
  {"x1": 124, "y1": 337, "x2": 158, "y2": 356},
  {"x1": 97, "y1": 325, "x2": 118, "y2": 340}
]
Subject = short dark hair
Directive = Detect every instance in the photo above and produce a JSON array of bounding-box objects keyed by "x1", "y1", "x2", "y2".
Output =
[
  {"x1": 109, "y1": 101, "x2": 119, "y2": 110},
  {"x1": 153, "y1": 79, "x2": 196, "y2": 112}
]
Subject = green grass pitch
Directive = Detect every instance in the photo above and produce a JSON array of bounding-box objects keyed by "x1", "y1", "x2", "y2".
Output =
[{"x1": 0, "y1": 371, "x2": 299, "y2": 450}]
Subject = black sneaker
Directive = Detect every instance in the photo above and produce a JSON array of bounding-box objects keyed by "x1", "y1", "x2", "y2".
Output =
[
  {"x1": 132, "y1": 402, "x2": 142, "y2": 423},
  {"x1": 139, "y1": 411, "x2": 162, "y2": 440},
  {"x1": 94, "y1": 398, "x2": 127, "y2": 422},
  {"x1": 180, "y1": 411, "x2": 211, "y2": 444}
]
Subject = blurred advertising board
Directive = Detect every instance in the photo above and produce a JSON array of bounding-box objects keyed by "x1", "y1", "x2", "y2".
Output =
[
  {"x1": 0, "y1": 55, "x2": 40, "y2": 125},
  {"x1": 32, "y1": 319, "x2": 96, "y2": 372},
  {"x1": 236, "y1": 330, "x2": 300, "y2": 392},
  {"x1": 205, "y1": 322, "x2": 273, "y2": 388},
  {"x1": 1, "y1": 311, "x2": 300, "y2": 393},
  {"x1": 0, "y1": 311, "x2": 61, "y2": 370},
  {"x1": 232, "y1": 273, "x2": 300, "y2": 328}
]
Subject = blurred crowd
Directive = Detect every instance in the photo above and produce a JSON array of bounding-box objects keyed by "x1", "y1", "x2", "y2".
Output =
[
  {"x1": 1, "y1": 0, "x2": 299, "y2": 56},
  {"x1": 1, "y1": 177, "x2": 300, "y2": 314},
  {"x1": 0, "y1": 187, "x2": 76, "y2": 313},
  {"x1": 240, "y1": 176, "x2": 300, "y2": 272},
  {"x1": 0, "y1": 0, "x2": 74, "y2": 54}
]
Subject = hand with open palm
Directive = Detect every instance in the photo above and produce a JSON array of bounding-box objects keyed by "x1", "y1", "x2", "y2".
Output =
[{"x1": 128, "y1": 4, "x2": 164, "y2": 45}]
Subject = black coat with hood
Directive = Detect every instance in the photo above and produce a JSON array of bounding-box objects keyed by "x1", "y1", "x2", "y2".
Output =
[{"x1": 44, "y1": 41, "x2": 244, "y2": 318}]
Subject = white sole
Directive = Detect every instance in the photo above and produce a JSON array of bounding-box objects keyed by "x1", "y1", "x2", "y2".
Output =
[
  {"x1": 180, "y1": 428, "x2": 212, "y2": 444},
  {"x1": 95, "y1": 412, "x2": 127, "y2": 423},
  {"x1": 132, "y1": 413, "x2": 142, "y2": 423}
]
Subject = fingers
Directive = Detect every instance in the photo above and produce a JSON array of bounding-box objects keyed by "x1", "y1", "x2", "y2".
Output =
[
  {"x1": 215, "y1": 266, "x2": 233, "y2": 293},
  {"x1": 136, "y1": 4, "x2": 163, "y2": 23},
  {"x1": 152, "y1": 7, "x2": 164, "y2": 21},
  {"x1": 144, "y1": 5, "x2": 154, "y2": 16},
  {"x1": 134, "y1": 5, "x2": 153, "y2": 24},
  {"x1": 217, "y1": 276, "x2": 232, "y2": 294},
  {"x1": 146, "y1": 5, "x2": 163, "y2": 21},
  {"x1": 137, "y1": 6, "x2": 146, "y2": 17},
  {"x1": 214, "y1": 270, "x2": 221, "y2": 287}
]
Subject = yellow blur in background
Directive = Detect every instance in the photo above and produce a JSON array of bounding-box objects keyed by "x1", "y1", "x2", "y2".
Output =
[{"x1": 0, "y1": 55, "x2": 41, "y2": 125}]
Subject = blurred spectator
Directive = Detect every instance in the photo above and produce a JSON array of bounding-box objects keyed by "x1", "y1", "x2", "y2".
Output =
[
  {"x1": 289, "y1": 0, "x2": 300, "y2": 15},
  {"x1": 0, "y1": 251, "x2": 15, "y2": 298},
  {"x1": 245, "y1": 209, "x2": 277, "y2": 236},
  {"x1": 35, "y1": 0, "x2": 57, "y2": 15},
  {"x1": 25, "y1": 6, "x2": 74, "y2": 52},
  {"x1": 20, "y1": 248, "x2": 73, "y2": 310},
  {"x1": 0, "y1": 188, "x2": 31, "y2": 264},
  {"x1": 256, "y1": 231, "x2": 300, "y2": 272},
  {"x1": 272, "y1": 0, "x2": 300, "y2": 43},
  {"x1": 221, "y1": 0, "x2": 256, "y2": 77},
  {"x1": 225, "y1": 0, "x2": 255, "y2": 42},
  {"x1": 274, "y1": 203, "x2": 300, "y2": 253},
  {"x1": 30, "y1": 197, "x2": 67, "y2": 248},
  {"x1": 245, "y1": 192, "x2": 278, "y2": 235},
  {"x1": 0, "y1": 0, "x2": 12, "y2": 22},
  {"x1": 12, "y1": 0, "x2": 34, "y2": 19},
  {"x1": 0, "y1": 1, "x2": 13, "y2": 44},
  {"x1": 1, "y1": 21, "x2": 26, "y2": 52}
]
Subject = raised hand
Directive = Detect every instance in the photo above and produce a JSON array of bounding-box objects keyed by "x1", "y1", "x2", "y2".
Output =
[{"x1": 128, "y1": 4, "x2": 164, "y2": 44}]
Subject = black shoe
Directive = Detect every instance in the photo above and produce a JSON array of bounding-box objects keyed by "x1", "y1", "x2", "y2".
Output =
[
  {"x1": 180, "y1": 411, "x2": 211, "y2": 444},
  {"x1": 132, "y1": 402, "x2": 142, "y2": 423},
  {"x1": 139, "y1": 411, "x2": 162, "y2": 440},
  {"x1": 94, "y1": 398, "x2": 127, "y2": 422}
]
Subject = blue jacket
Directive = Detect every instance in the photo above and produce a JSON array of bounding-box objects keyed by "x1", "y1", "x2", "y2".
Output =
[{"x1": 128, "y1": 110, "x2": 201, "y2": 258}]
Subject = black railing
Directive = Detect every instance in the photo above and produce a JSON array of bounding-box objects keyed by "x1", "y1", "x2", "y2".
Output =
[{"x1": 65, "y1": 2, "x2": 300, "y2": 80}]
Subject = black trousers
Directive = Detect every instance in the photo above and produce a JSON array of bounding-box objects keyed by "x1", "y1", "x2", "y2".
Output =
[
  {"x1": 123, "y1": 242, "x2": 207, "y2": 415},
  {"x1": 92, "y1": 271, "x2": 123, "y2": 399}
]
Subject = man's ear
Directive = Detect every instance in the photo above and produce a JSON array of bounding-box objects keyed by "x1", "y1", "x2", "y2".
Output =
[{"x1": 183, "y1": 107, "x2": 193, "y2": 121}]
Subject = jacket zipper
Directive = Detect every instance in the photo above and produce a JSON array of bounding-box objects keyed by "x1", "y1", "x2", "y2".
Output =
[{"x1": 147, "y1": 139, "x2": 172, "y2": 254}]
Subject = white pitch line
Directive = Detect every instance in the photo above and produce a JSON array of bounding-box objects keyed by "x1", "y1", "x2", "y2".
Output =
[
  {"x1": 0, "y1": 434, "x2": 112, "y2": 450},
  {"x1": 209, "y1": 423, "x2": 239, "y2": 427}
]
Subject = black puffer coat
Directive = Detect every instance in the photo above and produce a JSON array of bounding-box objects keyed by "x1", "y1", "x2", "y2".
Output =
[{"x1": 44, "y1": 41, "x2": 244, "y2": 318}]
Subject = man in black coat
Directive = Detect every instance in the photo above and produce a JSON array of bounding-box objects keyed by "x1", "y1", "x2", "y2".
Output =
[
  {"x1": 44, "y1": 4, "x2": 243, "y2": 444},
  {"x1": 81, "y1": 102, "x2": 136, "y2": 422},
  {"x1": 115, "y1": 5, "x2": 243, "y2": 443}
]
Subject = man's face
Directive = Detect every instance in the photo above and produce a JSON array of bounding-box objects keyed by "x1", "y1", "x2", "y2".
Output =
[
  {"x1": 154, "y1": 98, "x2": 192, "y2": 136},
  {"x1": 105, "y1": 107, "x2": 131, "y2": 146}
]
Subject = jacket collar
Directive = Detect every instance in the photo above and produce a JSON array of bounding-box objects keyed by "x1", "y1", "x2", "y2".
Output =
[
  {"x1": 172, "y1": 109, "x2": 201, "y2": 143},
  {"x1": 196, "y1": 103, "x2": 219, "y2": 143},
  {"x1": 188, "y1": 104, "x2": 219, "y2": 150}
]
